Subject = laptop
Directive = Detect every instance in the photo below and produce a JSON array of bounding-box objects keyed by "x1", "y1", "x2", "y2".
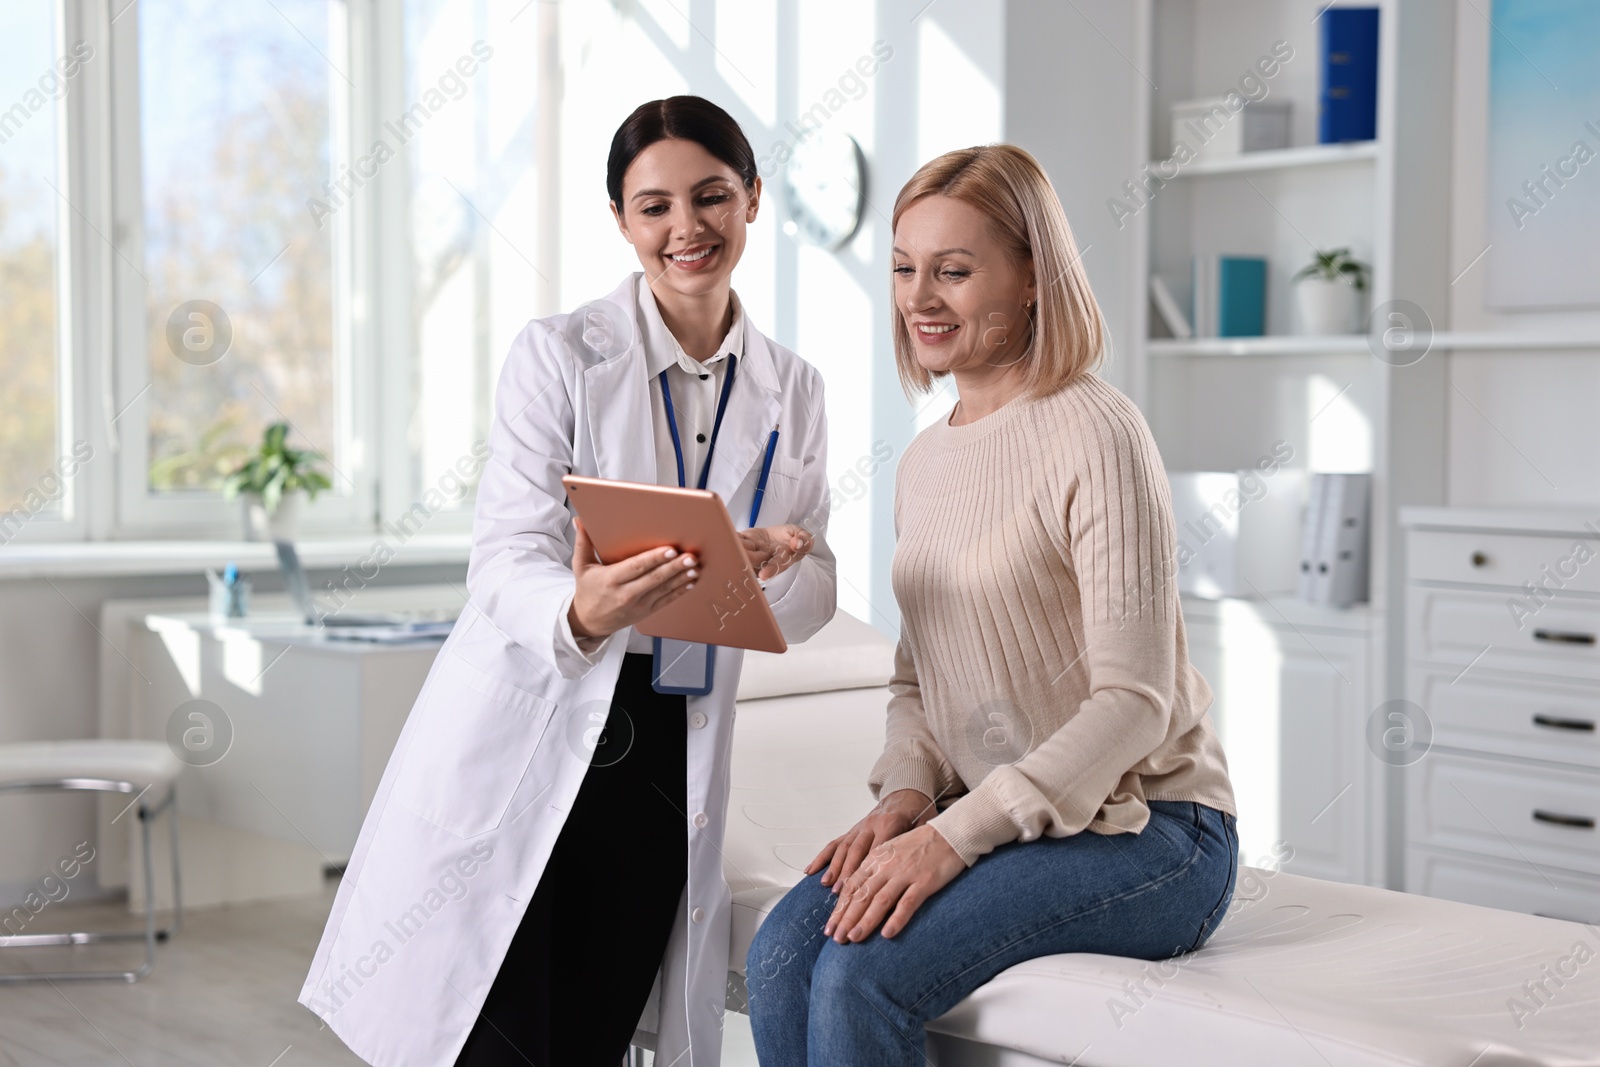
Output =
[{"x1": 274, "y1": 541, "x2": 457, "y2": 630}]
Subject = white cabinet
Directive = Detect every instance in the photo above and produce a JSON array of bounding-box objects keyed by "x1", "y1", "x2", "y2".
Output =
[
  {"x1": 97, "y1": 591, "x2": 454, "y2": 909},
  {"x1": 1182, "y1": 594, "x2": 1372, "y2": 885},
  {"x1": 1402, "y1": 511, "x2": 1600, "y2": 924}
]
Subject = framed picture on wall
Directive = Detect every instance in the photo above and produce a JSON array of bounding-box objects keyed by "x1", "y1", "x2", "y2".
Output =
[{"x1": 1484, "y1": 0, "x2": 1600, "y2": 310}]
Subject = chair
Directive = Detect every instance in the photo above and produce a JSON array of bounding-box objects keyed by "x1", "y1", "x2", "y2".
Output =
[{"x1": 0, "y1": 740, "x2": 184, "y2": 982}]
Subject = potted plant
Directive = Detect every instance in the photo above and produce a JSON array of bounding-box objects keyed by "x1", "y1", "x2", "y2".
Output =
[
  {"x1": 222, "y1": 421, "x2": 332, "y2": 541},
  {"x1": 1292, "y1": 248, "x2": 1370, "y2": 335}
]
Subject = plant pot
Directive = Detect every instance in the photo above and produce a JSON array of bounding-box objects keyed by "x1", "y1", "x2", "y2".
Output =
[
  {"x1": 242, "y1": 492, "x2": 302, "y2": 542},
  {"x1": 1294, "y1": 277, "x2": 1364, "y2": 335}
]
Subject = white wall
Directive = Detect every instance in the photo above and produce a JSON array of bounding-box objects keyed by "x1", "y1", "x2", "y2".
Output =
[
  {"x1": 1445, "y1": 0, "x2": 1600, "y2": 507},
  {"x1": 1003, "y1": 0, "x2": 1143, "y2": 399}
]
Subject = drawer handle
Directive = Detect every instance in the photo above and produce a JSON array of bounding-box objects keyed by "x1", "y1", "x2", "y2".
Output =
[
  {"x1": 1532, "y1": 713, "x2": 1597, "y2": 732},
  {"x1": 1532, "y1": 629, "x2": 1597, "y2": 646},
  {"x1": 1471, "y1": 551, "x2": 1489, "y2": 567},
  {"x1": 1532, "y1": 809, "x2": 1596, "y2": 830}
]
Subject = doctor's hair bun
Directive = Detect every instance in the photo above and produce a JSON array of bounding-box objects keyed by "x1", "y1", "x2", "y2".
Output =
[{"x1": 607, "y1": 96, "x2": 758, "y2": 208}]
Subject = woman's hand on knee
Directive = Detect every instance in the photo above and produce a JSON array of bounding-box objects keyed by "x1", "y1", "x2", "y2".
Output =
[
  {"x1": 805, "y1": 789, "x2": 937, "y2": 891},
  {"x1": 823, "y1": 824, "x2": 965, "y2": 943}
]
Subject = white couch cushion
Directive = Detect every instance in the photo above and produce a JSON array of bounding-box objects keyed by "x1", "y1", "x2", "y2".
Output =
[{"x1": 736, "y1": 610, "x2": 894, "y2": 701}]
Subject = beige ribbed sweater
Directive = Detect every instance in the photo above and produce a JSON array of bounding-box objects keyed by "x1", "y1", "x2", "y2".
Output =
[{"x1": 866, "y1": 372, "x2": 1237, "y2": 866}]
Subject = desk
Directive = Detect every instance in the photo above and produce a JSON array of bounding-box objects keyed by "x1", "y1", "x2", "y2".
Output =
[{"x1": 98, "y1": 587, "x2": 458, "y2": 909}]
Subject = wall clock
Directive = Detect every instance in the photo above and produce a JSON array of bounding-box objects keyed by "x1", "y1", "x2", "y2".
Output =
[{"x1": 780, "y1": 130, "x2": 866, "y2": 251}]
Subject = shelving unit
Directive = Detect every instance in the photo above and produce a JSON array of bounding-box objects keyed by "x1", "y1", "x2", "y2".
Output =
[
  {"x1": 1076, "y1": 0, "x2": 1600, "y2": 911},
  {"x1": 1118, "y1": 0, "x2": 1459, "y2": 893}
]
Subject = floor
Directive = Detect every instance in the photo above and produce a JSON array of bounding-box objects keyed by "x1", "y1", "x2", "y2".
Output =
[{"x1": 0, "y1": 881, "x2": 760, "y2": 1067}]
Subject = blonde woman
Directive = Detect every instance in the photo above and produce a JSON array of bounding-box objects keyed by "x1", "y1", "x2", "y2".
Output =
[{"x1": 745, "y1": 145, "x2": 1239, "y2": 1065}]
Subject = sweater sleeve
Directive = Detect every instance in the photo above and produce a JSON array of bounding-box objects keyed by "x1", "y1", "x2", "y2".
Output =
[
  {"x1": 927, "y1": 392, "x2": 1180, "y2": 866},
  {"x1": 865, "y1": 632, "x2": 965, "y2": 807}
]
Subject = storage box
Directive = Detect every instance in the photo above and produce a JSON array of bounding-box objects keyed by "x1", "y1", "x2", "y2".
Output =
[
  {"x1": 1171, "y1": 97, "x2": 1290, "y2": 160},
  {"x1": 1169, "y1": 469, "x2": 1308, "y2": 598}
]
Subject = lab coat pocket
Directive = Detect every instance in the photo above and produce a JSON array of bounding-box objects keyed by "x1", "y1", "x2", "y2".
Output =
[
  {"x1": 394, "y1": 654, "x2": 557, "y2": 838},
  {"x1": 759, "y1": 452, "x2": 805, "y2": 526}
]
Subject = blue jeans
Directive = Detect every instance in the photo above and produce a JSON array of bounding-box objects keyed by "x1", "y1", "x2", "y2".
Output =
[{"x1": 745, "y1": 800, "x2": 1238, "y2": 1066}]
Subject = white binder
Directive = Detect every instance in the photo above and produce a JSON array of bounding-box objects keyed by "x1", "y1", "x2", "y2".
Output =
[{"x1": 1298, "y1": 473, "x2": 1371, "y2": 607}]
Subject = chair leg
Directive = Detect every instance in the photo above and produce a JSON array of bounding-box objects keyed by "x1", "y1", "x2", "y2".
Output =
[
  {"x1": 159, "y1": 784, "x2": 182, "y2": 939},
  {"x1": 0, "y1": 784, "x2": 182, "y2": 983}
]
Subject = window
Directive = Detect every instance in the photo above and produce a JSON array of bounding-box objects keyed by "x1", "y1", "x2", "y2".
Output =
[
  {"x1": 393, "y1": 0, "x2": 548, "y2": 517},
  {"x1": 0, "y1": 4, "x2": 72, "y2": 540},
  {"x1": 114, "y1": 0, "x2": 366, "y2": 533},
  {"x1": 6, "y1": 0, "x2": 558, "y2": 540}
]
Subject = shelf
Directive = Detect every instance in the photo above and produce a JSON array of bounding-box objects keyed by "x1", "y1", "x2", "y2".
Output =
[
  {"x1": 1147, "y1": 335, "x2": 1371, "y2": 357},
  {"x1": 1181, "y1": 592, "x2": 1374, "y2": 635},
  {"x1": 1150, "y1": 141, "x2": 1379, "y2": 178},
  {"x1": 1147, "y1": 332, "x2": 1600, "y2": 357},
  {"x1": 1429, "y1": 332, "x2": 1600, "y2": 352},
  {"x1": 1400, "y1": 506, "x2": 1600, "y2": 537}
]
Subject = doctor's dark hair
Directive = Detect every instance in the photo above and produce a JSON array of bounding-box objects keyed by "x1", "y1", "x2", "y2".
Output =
[{"x1": 606, "y1": 96, "x2": 758, "y2": 209}]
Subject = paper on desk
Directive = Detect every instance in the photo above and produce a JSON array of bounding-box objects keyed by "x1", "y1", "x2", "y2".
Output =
[{"x1": 320, "y1": 620, "x2": 456, "y2": 643}]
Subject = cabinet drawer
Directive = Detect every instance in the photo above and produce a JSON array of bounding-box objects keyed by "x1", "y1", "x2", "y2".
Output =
[
  {"x1": 1406, "y1": 846, "x2": 1600, "y2": 924},
  {"x1": 1407, "y1": 751, "x2": 1600, "y2": 876},
  {"x1": 1408, "y1": 528, "x2": 1600, "y2": 593},
  {"x1": 1409, "y1": 668, "x2": 1600, "y2": 771},
  {"x1": 1408, "y1": 586, "x2": 1600, "y2": 682}
]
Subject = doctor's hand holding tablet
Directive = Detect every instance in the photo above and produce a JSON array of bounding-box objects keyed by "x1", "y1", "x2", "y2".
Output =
[
  {"x1": 561, "y1": 469, "x2": 808, "y2": 656},
  {"x1": 565, "y1": 517, "x2": 700, "y2": 641},
  {"x1": 563, "y1": 512, "x2": 814, "y2": 645}
]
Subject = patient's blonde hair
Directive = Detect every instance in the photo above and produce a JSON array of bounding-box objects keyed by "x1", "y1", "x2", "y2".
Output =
[{"x1": 890, "y1": 144, "x2": 1106, "y2": 399}]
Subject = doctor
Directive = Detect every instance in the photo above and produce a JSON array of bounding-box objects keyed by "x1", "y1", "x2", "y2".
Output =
[{"x1": 301, "y1": 95, "x2": 836, "y2": 1067}]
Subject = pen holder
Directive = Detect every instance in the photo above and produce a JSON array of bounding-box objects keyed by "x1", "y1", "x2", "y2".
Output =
[{"x1": 207, "y1": 570, "x2": 251, "y2": 620}]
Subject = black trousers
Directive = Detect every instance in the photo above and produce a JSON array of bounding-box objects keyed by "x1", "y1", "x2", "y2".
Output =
[{"x1": 454, "y1": 653, "x2": 689, "y2": 1067}]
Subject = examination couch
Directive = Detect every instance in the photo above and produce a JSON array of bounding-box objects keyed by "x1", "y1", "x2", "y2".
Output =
[{"x1": 711, "y1": 611, "x2": 1600, "y2": 1066}]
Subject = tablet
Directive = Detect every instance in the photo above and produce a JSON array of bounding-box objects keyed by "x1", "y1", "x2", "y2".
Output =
[{"x1": 561, "y1": 474, "x2": 788, "y2": 654}]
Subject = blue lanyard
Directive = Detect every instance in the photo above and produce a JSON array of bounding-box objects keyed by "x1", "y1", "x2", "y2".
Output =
[{"x1": 658, "y1": 353, "x2": 780, "y2": 527}]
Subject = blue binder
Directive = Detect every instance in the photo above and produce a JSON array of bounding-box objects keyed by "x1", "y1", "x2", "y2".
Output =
[
  {"x1": 1319, "y1": 7, "x2": 1380, "y2": 143},
  {"x1": 1217, "y1": 256, "x2": 1267, "y2": 337}
]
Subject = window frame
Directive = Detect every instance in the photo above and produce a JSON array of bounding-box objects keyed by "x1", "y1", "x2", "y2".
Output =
[
  {"x1": 0, "y1": 0, "x2": 90, "y2": 544},
  {"x1": 105, "y1": 0, "x2": 377, "y2": 539},
  {"x1": 13, "y1": 0, "x2": 506, "y2": 544}
]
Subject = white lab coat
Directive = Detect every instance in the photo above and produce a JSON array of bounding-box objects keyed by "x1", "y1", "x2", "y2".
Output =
[{"x1": 300, "y1": 274, "x2": 836, "y2": 1067}]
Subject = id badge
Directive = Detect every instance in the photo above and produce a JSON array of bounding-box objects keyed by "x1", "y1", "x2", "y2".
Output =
[{"x1": 652, "y1": 636, "x2": 716, "y2": 696}]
